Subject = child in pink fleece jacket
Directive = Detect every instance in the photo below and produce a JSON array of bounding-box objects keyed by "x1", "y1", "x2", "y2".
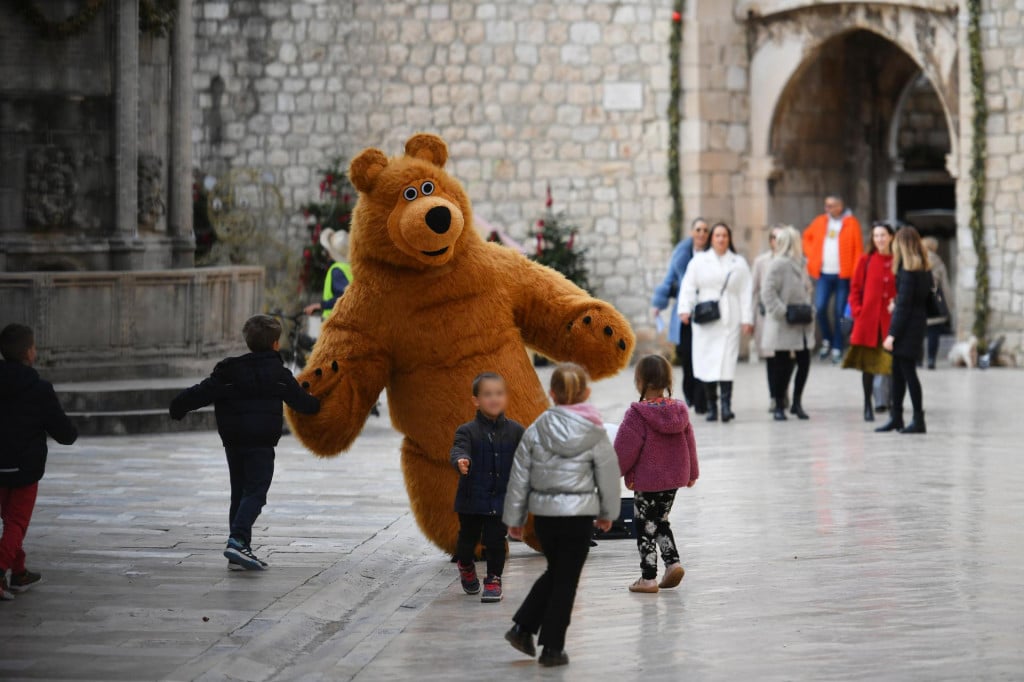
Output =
[{"x1": 613, "y1": 354, "x2": 699, "y2": 593}]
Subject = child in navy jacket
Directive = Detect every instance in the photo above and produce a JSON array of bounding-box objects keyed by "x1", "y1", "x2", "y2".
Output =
[{"x1": 450, "y1": 373, "x2": 524, "y2": 603}]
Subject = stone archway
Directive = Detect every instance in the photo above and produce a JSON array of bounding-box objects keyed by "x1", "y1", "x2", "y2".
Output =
[
  {"x1": 743, "y1": 3, "x2": 959, "y2": 239},
  {"x1": 766, "y1": 29, "x2": 938, "y2": 226}
]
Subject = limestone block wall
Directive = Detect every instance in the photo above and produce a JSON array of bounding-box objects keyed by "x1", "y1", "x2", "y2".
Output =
[
  {"x1": 191, "y1": 0, "x2": 675, "y2": 342},
  {"x1": 963, "y1": 0, "x2": 1024, "y2": 364}
]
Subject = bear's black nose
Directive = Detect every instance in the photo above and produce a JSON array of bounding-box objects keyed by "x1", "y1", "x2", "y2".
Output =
[{"x1": 425, "y1": 206, "x2": 451, "y2": 234}]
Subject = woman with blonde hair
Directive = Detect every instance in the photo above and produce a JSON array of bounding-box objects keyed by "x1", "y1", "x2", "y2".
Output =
[
  {"x1": 760, "y1": 226, "x2": 815, "y2": 420},
  {"x1": 879, "y1": 227, "x2": 932, "y2": 434}
]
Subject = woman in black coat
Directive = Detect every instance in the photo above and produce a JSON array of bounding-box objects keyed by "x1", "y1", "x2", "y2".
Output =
[{"x1": 879, "y1": 226, "x2": 932, "y2": 434}]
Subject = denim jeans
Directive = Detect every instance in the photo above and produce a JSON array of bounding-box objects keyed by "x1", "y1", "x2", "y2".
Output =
[
  {"x1": 225, "y1": 447, "x2": 275, "y2": 547},
  {"x1": 815, "y1": 274, "x2": 851, "y2": 351}
]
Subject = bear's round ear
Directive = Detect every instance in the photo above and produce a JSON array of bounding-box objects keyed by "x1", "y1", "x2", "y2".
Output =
[
  {"x1": 350, "y1": 148, "x2": 389, "y2": 193},
  {"x1": 404, "y1": 133, "x2": 448, "y2": 168}
]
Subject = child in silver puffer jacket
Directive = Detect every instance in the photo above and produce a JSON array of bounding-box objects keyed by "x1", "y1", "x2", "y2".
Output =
[{"x1": 502, "y1": 363, "x2": 620, "y2": 668}]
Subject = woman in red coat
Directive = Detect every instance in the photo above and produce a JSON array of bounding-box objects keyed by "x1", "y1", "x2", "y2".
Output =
[{"x1": 842, "y1": 222, "x2": 896, "y2": 422}]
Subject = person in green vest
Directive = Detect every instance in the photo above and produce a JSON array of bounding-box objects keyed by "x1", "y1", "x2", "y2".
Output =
[{"x1": 304, "y1": 228, "x2": 352, "y2": 318}]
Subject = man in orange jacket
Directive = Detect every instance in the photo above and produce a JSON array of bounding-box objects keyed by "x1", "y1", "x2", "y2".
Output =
[{"x1": 802, "y1": 195, "x2": 864, "y2": 363}]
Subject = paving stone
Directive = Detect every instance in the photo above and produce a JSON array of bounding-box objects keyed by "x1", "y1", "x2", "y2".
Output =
[{"x1": 0, "y1": 365, "x2": 1022, "y2": 680}]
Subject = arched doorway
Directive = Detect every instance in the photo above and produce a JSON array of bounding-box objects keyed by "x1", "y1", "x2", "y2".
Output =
[{"x1": 767, "y1": 29, "x2": 954, "y2": 230}]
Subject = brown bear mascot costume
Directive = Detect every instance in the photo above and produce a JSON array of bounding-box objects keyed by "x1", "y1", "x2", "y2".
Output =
[{"x1": 286, "y1": 133, "x2": 635, "y2": 553}]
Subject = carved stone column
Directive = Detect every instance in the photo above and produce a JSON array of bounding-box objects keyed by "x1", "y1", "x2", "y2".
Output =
[
  {"x1": 111, "y1": 0, "x2": 141, "y2": 270},
  {"x1": 169, "y1": 0, "x2": 195, "y2": 268}
]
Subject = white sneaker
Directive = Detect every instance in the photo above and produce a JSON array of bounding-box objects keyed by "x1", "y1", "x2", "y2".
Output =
[
  {"x1": 818, "y1": 341, "x2": 831, "y2": 360},
  {"x1": 831, "y1": 348, "x2": 843, "y2": 364}
]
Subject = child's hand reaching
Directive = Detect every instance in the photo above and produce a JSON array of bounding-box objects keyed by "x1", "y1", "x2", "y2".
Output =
[
  {"x1": 594, "y1": 519, "x2": 612, "y2": 533},
  {"x1": 457, "y1": 458, "x2": 470, "y2": 475},
  {"x1": 508, "y1": 526, "x2": 523, "y2": 540}
]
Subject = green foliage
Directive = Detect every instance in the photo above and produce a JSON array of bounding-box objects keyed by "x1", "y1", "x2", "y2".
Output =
[
  {"x1": 531, "y1": 186, "x2": 590, "y2": 292},
  {"x1": 298, "y1": 159, "x2": 355, "y2": 296},
  {"x1": 967, "y1": 0, "x2": 989, "y2": 346},
  {"x1": 667, "y1": 1, "x2": 684, "y2": 245},
  {"x1": 11, "y1": 0, "x2": 176, "y2": 39}
]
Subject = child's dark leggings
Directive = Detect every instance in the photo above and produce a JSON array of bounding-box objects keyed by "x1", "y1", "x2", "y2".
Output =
[
  {"x1": 514, "y1": 515, "x2": 593, "y2": 651},
  {"x1": 225, "y1": 447, "x2": 275, "y2": 547},
  {"x1": 635, "y1": 490, "x2": 680, "y2": 580},
  {"x1": 456, "y1": 513, "x2": 507, "y2": 577}
]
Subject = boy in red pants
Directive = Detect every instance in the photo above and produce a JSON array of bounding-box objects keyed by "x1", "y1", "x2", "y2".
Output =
[{"x1": 0, "y1": 324, "x2": 78, "y2": 600}]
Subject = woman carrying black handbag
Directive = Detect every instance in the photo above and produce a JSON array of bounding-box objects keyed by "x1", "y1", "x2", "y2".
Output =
[
  {"x1": 760, "y1": 226, "x2": 815, "y2": 421},
  {"x1": 879, "y1": 226, "x2": 932, "y2": 434}
]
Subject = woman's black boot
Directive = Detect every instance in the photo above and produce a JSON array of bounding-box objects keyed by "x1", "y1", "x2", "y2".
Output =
[
  {"x1": 720, "y1": 381, "x2": 735, "y2": 423},
  {"x1": 705, "y1": 382, "x2": 719, "y2": 422},
  {"x1": 875, "y1": 409, "x2": 904, "y2": 432},
  {"x1": 900, "y1": 412, "x2": 927, "y2": 434},
  {"x1": 790, "y1": 403, "x2": 810, "y2": 420}
]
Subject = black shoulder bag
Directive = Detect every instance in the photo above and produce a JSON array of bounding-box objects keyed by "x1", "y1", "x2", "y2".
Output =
[{"x1": 693, "y1": 271, "x2": 732, "y2": 325}]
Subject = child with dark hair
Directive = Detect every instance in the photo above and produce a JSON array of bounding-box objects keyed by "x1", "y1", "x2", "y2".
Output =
[
  {"x1": 0, "y1": 324, "x2": 78, "y2": 600},
  {"x1": 450, "y1": 372, "x2": 524, "y2": 603},
  {"x1": 613, "y1": 354, "x2": 699, "y2": 594},
  {"x1": 170, "y1": 314, "x2": 320, "y2": 570}
]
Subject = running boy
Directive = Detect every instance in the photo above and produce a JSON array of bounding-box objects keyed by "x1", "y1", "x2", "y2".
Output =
[
  {"x1": 170, "y1": 314, "x2": 320, "y2": 570},
  {"x1": 450, "y1": 372, "x2": 524, "y2": 603},
  {"x1": 0, "y1": 324, "x2": 78, "y2": 600}
]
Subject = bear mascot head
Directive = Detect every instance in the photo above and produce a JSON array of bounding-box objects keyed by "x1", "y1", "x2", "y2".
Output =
[{"x1": 287, "y1": 133, "x2": 635, "y2": 553}]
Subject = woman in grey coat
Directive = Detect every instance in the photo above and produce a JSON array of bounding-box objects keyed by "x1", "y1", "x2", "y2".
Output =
[
  {"x1": 761, "y1": 226, "x2": 815, "y2": 421},
  {"x1": 503, "y1": 363, "x2": 620, "y2": 667}
]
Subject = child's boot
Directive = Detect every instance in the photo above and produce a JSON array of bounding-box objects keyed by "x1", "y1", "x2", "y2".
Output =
[
  {"x1": 628, "y1": 578, "x2": 659, "y2": 593},
  {"x1": 457, "y1": 561, "x2": 480, "y2": 594},
  {"x1": 481, "y1": 574, "x2": 502, "y2": 602}
]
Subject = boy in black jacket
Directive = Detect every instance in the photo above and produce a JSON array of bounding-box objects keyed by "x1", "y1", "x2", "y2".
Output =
[
  {"x1": 0, "y1": 324, "x2": 78, "y2": 600},
  {"x1": 450, "y1": 373, "x2": 524, "y2": 603},
  {"x1": 170, "y1": 314, "x2": 319, "y2": 571}
]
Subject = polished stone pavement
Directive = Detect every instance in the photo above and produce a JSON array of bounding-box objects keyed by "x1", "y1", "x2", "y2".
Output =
[{"x1": 1, "y1": 362, "x2": 1021, "y2": 681}]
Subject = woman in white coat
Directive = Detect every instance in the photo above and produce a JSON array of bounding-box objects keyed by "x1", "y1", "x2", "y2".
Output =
[{"x1": 678, "y1": 223, "x2": 754, "y2": 423}]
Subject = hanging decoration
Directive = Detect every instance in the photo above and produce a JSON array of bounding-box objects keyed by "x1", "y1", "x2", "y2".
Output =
[
  {"x1": 667, "y1": 0, "x2": 685, "y2": 245},
  {"x1": 967, "y1": 0, "x2": 989, "y2": 345}
]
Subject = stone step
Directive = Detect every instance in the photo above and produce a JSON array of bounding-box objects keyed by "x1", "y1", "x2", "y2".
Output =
[
  {"x1": 68, "y1": 407, "x2": 218, "y2": 437},
  {"x1": 55, "y1": 378, "x2": 217, "y2": 436}
]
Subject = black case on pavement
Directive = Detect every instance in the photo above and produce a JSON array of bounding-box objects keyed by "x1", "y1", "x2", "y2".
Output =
[{"x1": 594, "y1": 497, "x2": 637, "y2": 540}]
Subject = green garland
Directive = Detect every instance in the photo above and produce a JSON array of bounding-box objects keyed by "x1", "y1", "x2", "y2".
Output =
[
  {"x1": 9, "y1": 0, "x2": 106, "y2": 40},
  {"x1": 667, "y1": 1, "x2": 684, "y2": 245},
  {"x1": 9, "y1": 0, "x2": 176, "y2": 39},
  {"x1": 967, "y1": 0, "x2": 989, "y2": 345}
]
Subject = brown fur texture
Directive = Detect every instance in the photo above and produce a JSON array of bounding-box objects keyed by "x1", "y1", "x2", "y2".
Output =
[{"x1": 286, "y1": 134, "x2": 636, "y2": 553}]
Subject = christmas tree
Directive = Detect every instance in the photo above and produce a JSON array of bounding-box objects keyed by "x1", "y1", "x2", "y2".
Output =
[
  {"x1": 532, "y1": 185, "x2": 590, "y2": 292},
  {"x1": 298, "y1": 159, "x2": 355, "y2": 295}
]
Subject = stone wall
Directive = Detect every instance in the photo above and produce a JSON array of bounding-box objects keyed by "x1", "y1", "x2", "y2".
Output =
[
  {"x1": 191, "y1": 0, "x2": 675, "y2": 342},
  {"x1": 961, "y1": 0, "x2": 1024, "y2": 364}
]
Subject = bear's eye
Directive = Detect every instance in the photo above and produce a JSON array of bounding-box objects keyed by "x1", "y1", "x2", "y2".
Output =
[
  {"x1": 421, "y1": 181, "x2": 435, "y2": 196},
  {"x1": 403, "y1": 186, "x2": 418, "y2": 201}
]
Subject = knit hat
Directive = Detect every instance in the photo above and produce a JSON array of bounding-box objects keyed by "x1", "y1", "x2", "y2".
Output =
[{"x1": 319, "y1": 228, "x2": 349, "y2": 263}]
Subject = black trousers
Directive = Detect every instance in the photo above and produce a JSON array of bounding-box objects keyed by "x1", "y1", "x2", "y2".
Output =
[
  {"x1": 225, "y1": 446, "x2": 275, "y2": 547},
  {"x1": 456, "y1": 513, "x2": 507, "y2": 577},
  {"x1": 770, "y1": 350, "x2": 810, "y2": 408},
  {"x1": 892, "y1": 355, "x2": 923, "y2": 415},
  {"x1": 514, "y1": 515, "x2": 593, "y2": 651},
  {"x1": 676, "y1": 323, "x2": 706, "y2": 410}
]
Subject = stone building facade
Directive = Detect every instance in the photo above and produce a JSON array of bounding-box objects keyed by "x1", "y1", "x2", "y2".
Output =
[{"x1": 191, "y1": 0, "x2": 1024, "y2": 363}]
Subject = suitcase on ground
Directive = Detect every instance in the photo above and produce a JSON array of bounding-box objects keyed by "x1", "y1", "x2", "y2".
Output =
[{"x1": 594, "y1": 497, "x2": 636, "y2": 540}]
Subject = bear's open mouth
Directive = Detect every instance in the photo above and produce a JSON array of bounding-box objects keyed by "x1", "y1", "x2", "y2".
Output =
[{"x1": 421, "y1": 247, "x2": 449, "y2": 257}]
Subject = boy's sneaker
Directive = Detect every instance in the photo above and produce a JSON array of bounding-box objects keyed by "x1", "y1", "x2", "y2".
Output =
[
  {"x1": 223, "y1": 538, "x2": 266, "y2": 571},
  {"x1": 481, "y1": 575, "x2": 502, "y2": 603},
  {"x1": 9, "y1": 569, "x2": 43, "y2": 593},
  {"x1": 0, "y1": 570, "x2": 14, "y2": 601},
  {"x1": 457, "y1": 561, "x2": 480, "y2": 594},
  {"x1": 227, "y1": 556, "x2": 268, "y2": 571}
]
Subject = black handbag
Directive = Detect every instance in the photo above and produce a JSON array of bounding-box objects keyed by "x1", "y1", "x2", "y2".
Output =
[
  {"x1": 692, "y1": 271, "x2": 732, "y2": 325},
  {"x1": 785, "y1": 304, "x2": 814, "y2": 325},
  {"x1": 927, "y1": 280, "x2": 950, "y2": 323}
]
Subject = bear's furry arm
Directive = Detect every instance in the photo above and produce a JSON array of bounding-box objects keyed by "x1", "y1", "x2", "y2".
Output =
[
  {"x1": 510, "y1": 256, "x2": 635, "y2": 379},
  {"x1": 284, "y1": 308, "x2": 390, "y2": 457}
]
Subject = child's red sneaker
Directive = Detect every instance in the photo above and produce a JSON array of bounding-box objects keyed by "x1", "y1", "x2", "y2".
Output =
[
  {"x1": 481, "y1": 575, "x2": 502, "y2": 603},
  {"x1": 457, "y1": 561, "x2": 480, "y2": 594}
]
